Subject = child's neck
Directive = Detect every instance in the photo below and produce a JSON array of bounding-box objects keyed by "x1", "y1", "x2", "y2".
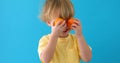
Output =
[{"x1": 59, "y1": 34, "x2": 69, "y2": 38}]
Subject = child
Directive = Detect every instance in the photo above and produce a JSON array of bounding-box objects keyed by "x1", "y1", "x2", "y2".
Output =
[{"x1": 38, "y1": 0, "x2": 92, "y2": 63}]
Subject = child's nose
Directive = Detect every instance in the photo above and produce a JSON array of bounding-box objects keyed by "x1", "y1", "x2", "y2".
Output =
[{"x1": 65, "y1": 25, "x2": 69, "y2": 29}]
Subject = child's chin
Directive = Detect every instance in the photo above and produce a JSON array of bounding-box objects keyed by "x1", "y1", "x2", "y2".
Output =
[
  {"x1": 62, "y1": 30, "x2": 70, "y2": 35},
  {"x1": 62, "y1": 32, "x2": 68, "y2": 35}
]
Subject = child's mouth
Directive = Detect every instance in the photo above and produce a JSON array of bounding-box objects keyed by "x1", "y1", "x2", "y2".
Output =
[
  {"x1": 63, "y1": 30, "x2": 67, "y2": 33},
  {"x1": 63, "y1": 29, "x2": 69, "y2": 33}
]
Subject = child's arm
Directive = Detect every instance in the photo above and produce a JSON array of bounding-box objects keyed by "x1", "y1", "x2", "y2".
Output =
[
  {"x1": 71, "y1": 19, "x2": 92, "y2": 62},
  {"x1": 40, "y1": 20, "x2": 66, "y2": 63},
  {"x1": 77, "y1": 35, "x2": 92, "y2": 62},
  {"x1": 40, "y1": 34, "x2": 58, "y2": 63}
]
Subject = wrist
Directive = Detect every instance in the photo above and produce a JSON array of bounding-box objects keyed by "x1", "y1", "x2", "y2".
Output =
[
  {"x1": 76, "y1": 32, "x2": 82, "y2": 37},
  {"x1": 76, "y1": 33, "x2": 83, "y2": 39},
  {"x1": 50, "y1": 33, "x2": 59, "y2": 39}
]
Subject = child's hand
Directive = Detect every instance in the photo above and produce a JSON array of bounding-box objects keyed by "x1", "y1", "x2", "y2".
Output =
[
  {"x1": 71, "y1": 19, "x2": 82, "y2": 37},
  {"x1": 51, "y1": 19, "x2": 66, "y2": 37}
]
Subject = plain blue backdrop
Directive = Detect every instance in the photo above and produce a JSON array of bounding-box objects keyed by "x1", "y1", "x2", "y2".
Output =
[{"x1": 0, "y1": 0, "x2": 120, "y2": 63}]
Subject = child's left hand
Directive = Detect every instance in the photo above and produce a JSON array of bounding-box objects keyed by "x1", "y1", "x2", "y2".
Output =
[{"x1": 71, "y1": 19, "x2": 82, "y2": 37}]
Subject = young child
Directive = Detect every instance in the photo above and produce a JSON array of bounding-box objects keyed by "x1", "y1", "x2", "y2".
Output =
[{"x1": 38, "y1": 0, "x2": 92, "y2": 63}]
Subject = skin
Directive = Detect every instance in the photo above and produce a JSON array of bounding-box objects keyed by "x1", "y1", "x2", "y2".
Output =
[
  {"x1": 71, "y1": 19, "x2": 92, "y2": 62},
  {"x1": 40, "y1": 17, "x2": 92, "y2": 63}
]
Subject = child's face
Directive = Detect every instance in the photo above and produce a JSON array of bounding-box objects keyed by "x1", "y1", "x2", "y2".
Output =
[
  {"x1": 47, "y1": 11, "x2": 71, "y2": 37},
  {"x1": 47, "y1": 19, "x2": 71, "y2": 37}
]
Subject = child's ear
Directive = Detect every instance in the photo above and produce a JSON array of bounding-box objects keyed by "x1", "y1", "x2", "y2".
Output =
[{"x1": 46, "y1": 21, "x2": 51, "y2": 26}]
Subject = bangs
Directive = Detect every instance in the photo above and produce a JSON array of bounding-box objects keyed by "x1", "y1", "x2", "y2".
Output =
[
  {"x1": 59, "y1": 0, "x2": 74, "y2": 20},
  {"x1": 40, "y1": 0, "x2": 74, "y2": 22}
]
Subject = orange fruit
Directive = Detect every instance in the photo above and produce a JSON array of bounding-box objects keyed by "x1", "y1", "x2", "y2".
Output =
[
  {"x1": 53, "y1": 18, "x2": 64, "y2": 26},
  {"x1": 67, "y1": 18, "x2": 75, "y2": 28}
]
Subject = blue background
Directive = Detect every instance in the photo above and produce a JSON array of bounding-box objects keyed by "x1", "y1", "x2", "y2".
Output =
[{"x1": 0, "y1": 0, "x2": 120, "y2": 63}]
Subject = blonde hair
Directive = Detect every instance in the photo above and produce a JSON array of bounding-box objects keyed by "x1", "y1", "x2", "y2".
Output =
[{"x1": 40, "y1": 0, "x2": 74, "y2": 22}]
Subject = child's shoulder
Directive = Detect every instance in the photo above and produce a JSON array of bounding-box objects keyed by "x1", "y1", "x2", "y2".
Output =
[
  {"x1": 38, "y1": 34, "x2": 51, "y2": 45},
  {"x1": 39, "y1": 34, "x2": 77, "y2": 41},
  {"x1": 39, "y1": 34, "x2": 50, "y2": 41}
]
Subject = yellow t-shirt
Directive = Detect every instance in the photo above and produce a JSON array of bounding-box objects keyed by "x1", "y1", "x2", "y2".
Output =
[{"x1": 38, "y1": 34, "x2": 81, "y2": 63}]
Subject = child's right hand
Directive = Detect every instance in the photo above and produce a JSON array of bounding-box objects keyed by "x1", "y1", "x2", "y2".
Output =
[{"x1": 51, "y1": 19, "x2": 66, "y2": 37}]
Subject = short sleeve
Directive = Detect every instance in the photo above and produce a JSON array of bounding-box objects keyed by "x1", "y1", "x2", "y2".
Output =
[
  {"x1": 71, "y1": 34, "x2": 92, "y2": 59},
  {"x1": 72, "y1": 34, "x2": 81, "y2": 58},
  {"x1": 38, "y1": 35, "x2": 49, "y2": 58}
]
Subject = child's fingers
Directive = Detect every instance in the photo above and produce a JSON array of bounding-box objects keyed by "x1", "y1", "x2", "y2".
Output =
[
  {"x1": 62, "y1": 23, "x2": 67, "y2": 28},
  {"x1": 74, "y1": 21, "x2": 80, "y2": 26},
  {"x1": 74, "y1": 18, "x2": 80, "y2": 22},
  {"x1": 61, "y1": 24, "x2": 67, "y2": 30},
  {"x1": 71, "y1": 26, "x2": 76, "y2": 30},
  {"x1": 51, "y1": 19, "x2": 56, "y2": 26},
  {"x1": 71, "y1": 24, "x2": 77, "y2": 27},
  {"x1": 71, "y1": 24, "x2": 77, "y2": 30},
  {"x1": 71, "y1": 24, "x2": 78, "y2": 29},
  {"x1": 74, "y1": 18, "x2": 81, "y2": 25},
  {"x1": 58, "y1": 20, "x2": 66, "y2": 27},
  {"x1": 56, "y1": 20, "x2": 65, "y2": 27}
]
